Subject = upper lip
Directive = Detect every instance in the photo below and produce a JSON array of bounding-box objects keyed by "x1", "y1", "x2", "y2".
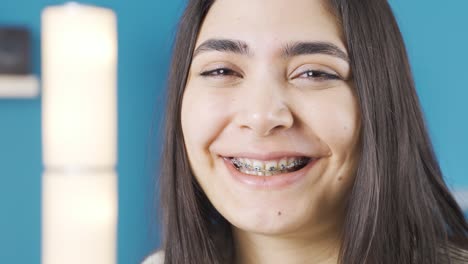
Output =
[{"x1": 220, "y1": 151, "x2": 317, "y2": 161}]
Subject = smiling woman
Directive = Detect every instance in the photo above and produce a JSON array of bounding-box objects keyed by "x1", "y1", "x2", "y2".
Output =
[{"x1": 143, "y1": 0, "x2": 468, "y2": 264}]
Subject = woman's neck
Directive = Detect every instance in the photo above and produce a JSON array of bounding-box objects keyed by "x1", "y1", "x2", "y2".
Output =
[{"x1": 233, "y1": 226, "x2": 341, "y2": 264}]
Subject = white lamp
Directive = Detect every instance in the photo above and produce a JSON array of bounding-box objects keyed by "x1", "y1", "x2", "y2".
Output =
[{"x1": 41, "y1": 3, "x2": 118, "y2": 264}]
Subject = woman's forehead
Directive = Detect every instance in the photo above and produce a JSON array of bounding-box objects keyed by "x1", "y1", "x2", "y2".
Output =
[{"x1": 196, "y1": 0, "x2": 346, "y2": 55}]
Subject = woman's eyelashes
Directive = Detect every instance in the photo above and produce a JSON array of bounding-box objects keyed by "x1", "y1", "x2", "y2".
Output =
[
  {"x1": 198, "y1": 67, "x2": 342, "y2": 82},
  {"x1": 200, "y1": 68, "x2": 243, "y2": 78},
  {"x1": 296, "y1": 70, "x2": 341, "y2": 81}
]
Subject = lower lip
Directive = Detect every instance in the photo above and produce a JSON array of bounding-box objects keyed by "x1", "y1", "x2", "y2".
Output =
[{"x1": 222, "y1": 157, "x2": 319, "y2": 189}]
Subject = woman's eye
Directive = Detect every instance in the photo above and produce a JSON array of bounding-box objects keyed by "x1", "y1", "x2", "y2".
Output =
[
  {"x1": 200, "y1": 68, "x2": 242, "y2": 78},
  {"x1": 297, "y1": 70, "x2": 341, "y2": 81}
]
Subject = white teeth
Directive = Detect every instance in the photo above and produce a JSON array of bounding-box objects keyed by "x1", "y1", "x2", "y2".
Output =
[
  {"x1": 278, "y1": 158, "x2": 288, "y2": 170},
  {"x1": 230, "y1": 156, "x2": 311, "y2": 176},
  {"x1": 243, "y1": 158, "x2": 253, "y2": 169},
  {"x1": 265, "y1": 161, "x2": 278, "y2": 172},
  {"x1": 252, "y1": 160, "x2": 264, "y2": 172}
]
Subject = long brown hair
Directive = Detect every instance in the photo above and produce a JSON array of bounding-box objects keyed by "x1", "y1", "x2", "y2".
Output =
[{"x1": 158, "y1": 0, "x2": 468, "y2": 263}]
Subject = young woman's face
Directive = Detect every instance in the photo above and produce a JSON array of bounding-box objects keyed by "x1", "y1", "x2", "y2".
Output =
[{"x1": 181, "y1": 0, "x2": 361, "y2": 236}]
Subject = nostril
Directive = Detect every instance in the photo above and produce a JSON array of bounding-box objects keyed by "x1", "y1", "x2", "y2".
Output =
[{"x1": 234, "y1": 103, "x2": 294, "y2": 137}]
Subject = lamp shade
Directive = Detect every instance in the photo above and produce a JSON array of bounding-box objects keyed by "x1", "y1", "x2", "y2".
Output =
[
  {"x1": 41, "y1": 3, "x2": 118, "y2": 264},
  {"x1": 42, "y1": 171, "x2": 118, "y2": 264},
  {"x1": 41, "y1": 3, "x2": 117, "y2": 168}
]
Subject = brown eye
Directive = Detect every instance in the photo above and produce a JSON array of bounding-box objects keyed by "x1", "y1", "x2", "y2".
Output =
[
  {"x1": 200, "y1": 68, "x2": 242, "y2": 78},
  {"x1": 298, "y1": 70, "x2": 340, "y2": 80}
]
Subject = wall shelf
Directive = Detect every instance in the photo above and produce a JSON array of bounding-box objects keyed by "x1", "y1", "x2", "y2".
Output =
[{"x1": 0, "y1": 74, "x2": 40, "y2": 98}]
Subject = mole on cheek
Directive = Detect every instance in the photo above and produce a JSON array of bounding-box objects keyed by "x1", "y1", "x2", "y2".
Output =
[
  {"x1": 277, "y1": 211, "x2": 282, "y2": 216},
  {"x1": 338, "y1": 176, "x2": 343, "y2": 181}
]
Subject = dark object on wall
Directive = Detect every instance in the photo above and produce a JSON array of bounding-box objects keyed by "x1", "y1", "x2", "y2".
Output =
[{"x1": 0, "y1": 27, "x2": 30, "y2": 74}]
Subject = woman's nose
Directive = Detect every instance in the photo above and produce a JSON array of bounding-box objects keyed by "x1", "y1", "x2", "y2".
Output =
[{"x1": 234, "y1": 83, "x2": 294, "y2": 137}]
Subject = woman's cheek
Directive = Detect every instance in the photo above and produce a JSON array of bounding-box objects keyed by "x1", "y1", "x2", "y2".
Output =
[
  {"x1": 319, "y1": 107, "x2": 358, "y2": 150},
  {"x1": 297, "y1": 88, "x2": 359, "y2": 154},
  {"x1": 182, "y1": 87, "x2": 234, "y2": 156},
  {"x1": 325, "y1": 89, "x2": 360, "y2": 150}
]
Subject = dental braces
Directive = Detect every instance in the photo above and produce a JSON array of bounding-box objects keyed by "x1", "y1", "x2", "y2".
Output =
[{"x1": 231, "y1": 158, "x2": 308, "y2": 173}]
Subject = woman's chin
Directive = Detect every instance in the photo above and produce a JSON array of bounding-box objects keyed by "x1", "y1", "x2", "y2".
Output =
[{"x1": 226, "y1": 209, "x2": 310, "y2": 237}]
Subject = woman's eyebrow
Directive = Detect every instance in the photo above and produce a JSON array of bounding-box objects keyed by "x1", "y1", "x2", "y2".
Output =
[
  {"x1": 193, "y1": 38, "x2": 349, "y2": 63},
  {"x1": 193, "y1": 39, "x2": 251, "y2": 58},
  {"x1": 283, "y1": 41, "x2": 349, "y2": 62}
]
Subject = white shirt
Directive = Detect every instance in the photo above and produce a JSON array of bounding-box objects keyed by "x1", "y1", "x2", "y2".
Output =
[
  {"x1": 141, "y1": 251, "x2": 164, "y2": 264},
  {"x1": 141, "y1": 246, "x2": 468, "y2": 263}
]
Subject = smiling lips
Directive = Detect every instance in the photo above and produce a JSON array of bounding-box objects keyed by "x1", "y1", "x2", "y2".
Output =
[{"x1": 222, "y1": 154, "x2": 319, "y2": 189}]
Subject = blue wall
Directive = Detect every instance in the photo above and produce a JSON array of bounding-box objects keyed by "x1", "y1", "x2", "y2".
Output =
[
  {"x1": 0, "y1": 0, "x2": 185, "y2": 263},
  {"x1": 389, "y1": 0, "x2": 468, "y2": 189},
  {"x1": 0, "y1": 0, "x2": 466, "y2": 263}
]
